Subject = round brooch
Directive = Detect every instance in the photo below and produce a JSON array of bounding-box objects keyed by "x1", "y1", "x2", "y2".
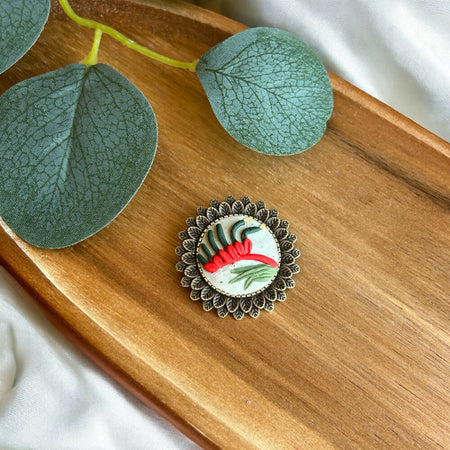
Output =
[{"x1": 176, "y1": 196, "x2": 300, "y2": 319}]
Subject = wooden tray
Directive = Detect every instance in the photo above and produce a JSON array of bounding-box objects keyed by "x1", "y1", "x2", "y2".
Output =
[{"x1": 1, "y1": 0, "x2": 449, "y2": 448}]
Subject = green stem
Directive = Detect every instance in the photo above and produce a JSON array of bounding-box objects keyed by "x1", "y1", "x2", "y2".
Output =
[
  {"x1": 201, "y1": 243, "x2": 213, "y2": 261},
  {"x1": 216, "y1": 224, "x2": 229, "y2": 248},
  {"x1": 208, "y1": 230, "x2": 220, "y2": 254},
  {"x1": 82, "y1": 28, "x2": 103, "y2": 65},
  {"x1": 58, "y1": 0, "x2": 198, "y2": 71},
  {"x1": 241, "y1": 226, "x2": 261, "y2": 241},
  {"x1": 231, "y1": 220, "x2": 245, "y2": 243}
]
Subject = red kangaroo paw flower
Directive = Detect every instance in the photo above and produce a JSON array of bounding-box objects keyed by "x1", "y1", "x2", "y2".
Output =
[
  {"x1": 239, "y1": 254, "x2": 278, "y2": 267},
  {"x1": 243, "y1": 238, "x2": 252, "y2": 254},
  {"x1": 204, "y1": 262, "x2": 219, "y2": 273},
  {"x1": 234, "y1": 241, "x2": 245, "y2": 255},
  {"x1": 219, "y1": 249, "x2": 233, "y2": 264},
  {"x1": 226, "y1": 244, "x2": 239, "y2": 260},
  {"x1": 213, "y1": 254, "x2": 224, "y2": 268},
  {"x1": 201, "y1": 228, "x2": 278, "y2": 274}
]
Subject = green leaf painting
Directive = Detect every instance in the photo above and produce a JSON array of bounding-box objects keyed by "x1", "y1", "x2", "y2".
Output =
[
  {"x1": 0, "y1": 0, "x2": 50, "y2": 74},
  {"x1": 0, "y1": 63, "x2": 157, "y2": 248},
  {"x1": 196, "y1": 27, "x2": 333, "y2": 155}
]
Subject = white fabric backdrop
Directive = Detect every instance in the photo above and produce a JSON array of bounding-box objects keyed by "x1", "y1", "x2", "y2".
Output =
[
  {"x1": 1, "y1": 1, "x2": 449, "y2": 448},
  {"x1": 0, "y1": 268, "x2": 199, "y2": 449}
]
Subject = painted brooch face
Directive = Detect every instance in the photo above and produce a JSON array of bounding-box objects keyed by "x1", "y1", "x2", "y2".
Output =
[{"x1": 176, "y1": 196, "x2": 300, "y2": 319}]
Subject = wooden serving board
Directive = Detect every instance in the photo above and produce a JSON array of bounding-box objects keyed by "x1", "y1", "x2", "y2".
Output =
[{"x1": 1, "y1": 0, "x2": 449, "y2": 448}]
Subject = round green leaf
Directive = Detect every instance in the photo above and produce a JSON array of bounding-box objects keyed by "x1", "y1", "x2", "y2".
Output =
[
  {"x1": 0, "y1": 63, "x2": 157, "y2": 248},
  {"x1": 0, "y1": 0, "x2": 50, "y2": 74},
  {"x1": 196, "y1": 27, "x2": 333, "y2": 155}
]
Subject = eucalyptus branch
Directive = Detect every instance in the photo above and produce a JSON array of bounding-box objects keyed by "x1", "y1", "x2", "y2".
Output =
[
  {"x1": 0, "y1": 3, "x2": 333, "y2": 248},
  {"x1": 58, "y1": 0, "x2": 198, "y2": 71}
]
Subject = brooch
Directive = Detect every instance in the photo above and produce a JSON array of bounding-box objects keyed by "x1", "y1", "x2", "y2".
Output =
[{"x1": 176, "y1": 196, "x2": 300, "y2": 319}]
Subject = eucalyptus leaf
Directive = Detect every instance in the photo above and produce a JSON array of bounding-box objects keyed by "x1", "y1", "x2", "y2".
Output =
[
  {"x1": 0, "y1": 63, "x2": 157, "y2": 248},
  {"x1": 196, "y1": 27, "x2": 333, "y2": 155},
  {"x1": 0, "y1": 0, "x2": 50, "y2": 74}
]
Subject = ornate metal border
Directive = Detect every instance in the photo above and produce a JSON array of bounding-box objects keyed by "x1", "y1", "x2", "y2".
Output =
[{"x1": 176, "y1": 195, "x2": 300, "y2": 320}]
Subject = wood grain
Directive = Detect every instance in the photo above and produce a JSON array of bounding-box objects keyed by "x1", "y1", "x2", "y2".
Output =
[{"x1": 1, "y1": 0, "x2": 449, "y2": 448}]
